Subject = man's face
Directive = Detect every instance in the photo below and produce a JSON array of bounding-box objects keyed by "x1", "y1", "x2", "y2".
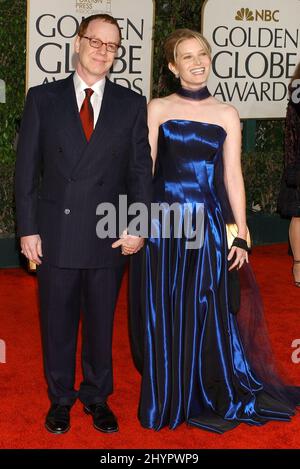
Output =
[{"x1": 75, "y1": 19, "x2": 120, "y2": 84}]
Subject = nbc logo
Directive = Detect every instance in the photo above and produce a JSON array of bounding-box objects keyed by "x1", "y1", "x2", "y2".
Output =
[
  {"x1": 235, "y1": 8, "x2": 254, "y2": 21},
  {"x1": 235, "y1": 8, "x2": 279, "y2": 22}
]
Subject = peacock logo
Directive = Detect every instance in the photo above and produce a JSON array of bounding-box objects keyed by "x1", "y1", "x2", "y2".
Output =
[{"x1": 235, "y1": 8, "x2": 254, "y2": 21}]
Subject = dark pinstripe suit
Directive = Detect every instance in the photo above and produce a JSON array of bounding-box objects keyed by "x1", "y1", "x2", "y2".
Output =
[{"x1": 15, "y1": 74, "x2": 152, "y2": 405}]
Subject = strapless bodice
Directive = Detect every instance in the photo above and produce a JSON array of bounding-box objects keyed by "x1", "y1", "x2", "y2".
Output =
[{"x1": 153, "y1": 119, "x2": 232, "y2": 218}]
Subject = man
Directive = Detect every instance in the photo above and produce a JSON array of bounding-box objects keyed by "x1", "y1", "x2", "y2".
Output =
[{"x1": 15, "y1": 14, "x2": 152, "y2": 434}]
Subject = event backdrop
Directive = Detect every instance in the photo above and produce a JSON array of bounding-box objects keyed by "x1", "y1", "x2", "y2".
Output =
[
  {"x1": 26, "y1": 0, "x2": 155, "y2": 100},
  {"x1": 202, "y1": 0, "x2": 300, "y2": 118}
]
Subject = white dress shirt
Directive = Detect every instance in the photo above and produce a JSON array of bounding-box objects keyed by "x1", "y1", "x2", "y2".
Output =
[{"x1": 73, "y1": 72, "x2": 106, "y2": 128}]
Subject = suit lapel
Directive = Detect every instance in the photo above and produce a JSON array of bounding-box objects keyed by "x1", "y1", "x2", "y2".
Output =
[
  {"x1": 70, "y1": 78, "x2": 117, "y2": 176},
  {"x1": 55, "y1": 74, "x2": 87, "y2": 149},
  {"x1": 52, "y1": 75, "x2": 118, "y2": 176},
  {"x1": 87, "y1": 78, "x2": 116, "y2": 146}
]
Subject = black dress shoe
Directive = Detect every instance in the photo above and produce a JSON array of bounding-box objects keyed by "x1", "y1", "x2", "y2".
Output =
[
  {"x1": 84, "y1": 402, "x2": 118, "y2": 433},
  {"x1": 45, "y1": 404, "x2": 71, "y2": 434}
]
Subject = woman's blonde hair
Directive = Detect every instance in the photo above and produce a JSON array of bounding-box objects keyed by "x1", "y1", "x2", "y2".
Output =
[{"x1": 164, "y1": 28, "x2": 212, "y2": 65}]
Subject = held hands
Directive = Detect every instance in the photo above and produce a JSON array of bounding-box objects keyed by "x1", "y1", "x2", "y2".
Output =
[
  {"x1": 20, "y1": 234, "x2": 43, "y2": 265},
  {"x1": 111, "y1": 230, "x2": 144, "y2": 255},
  {"x1": 227, "y1": 245, "x2": 249, "y2": 271}
]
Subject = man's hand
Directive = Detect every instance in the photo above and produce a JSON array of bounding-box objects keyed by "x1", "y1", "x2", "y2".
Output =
[
  {"x1": 20, "y1": 234, "x2": 43, "y2": 265},
  {"x1": 112, "y1": 233, "x2": 144, "y2": 256}
]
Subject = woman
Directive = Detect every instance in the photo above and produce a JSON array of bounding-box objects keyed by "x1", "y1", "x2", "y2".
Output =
[
  {"x1": 278, "y1": 63, "x2": 300, "y2": 287},
  {"x1": 128, "y1": 29, "x2": 300, "y2": 433}
]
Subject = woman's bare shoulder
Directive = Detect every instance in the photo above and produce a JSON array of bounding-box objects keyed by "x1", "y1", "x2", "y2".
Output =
[
  {"x1": 210, "y1": 97, "x2": 240, "y2": 121},
  {"x1": 148, "y1": 95, "x2": 175, "y2": 109},
  {"x1": 148, "y1": 95, "x2": 176, "y2": 122}
]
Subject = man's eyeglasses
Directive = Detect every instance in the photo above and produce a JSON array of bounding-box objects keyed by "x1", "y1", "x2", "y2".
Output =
[{"x1": 80, "y1": 36, "x2": 119, "y2": 53}]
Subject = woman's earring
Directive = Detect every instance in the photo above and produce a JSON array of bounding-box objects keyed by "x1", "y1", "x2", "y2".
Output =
[{"x1": 175, "y1": 73, "x2": 179, "y2": 79}]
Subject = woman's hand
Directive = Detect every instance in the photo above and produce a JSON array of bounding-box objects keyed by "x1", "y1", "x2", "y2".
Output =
[{"x1": 227, "y1": 245, "x2": 249, "y2": 270}]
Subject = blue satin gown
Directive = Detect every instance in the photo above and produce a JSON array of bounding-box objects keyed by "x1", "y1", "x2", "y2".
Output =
[{"x1": 138, "y1": 119, "x2": 300, "y2": 433}]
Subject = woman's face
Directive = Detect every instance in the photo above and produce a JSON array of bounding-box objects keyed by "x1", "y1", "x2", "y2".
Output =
[{"x1": 170, "y1": 37, "x2": 211, "y2": 89}]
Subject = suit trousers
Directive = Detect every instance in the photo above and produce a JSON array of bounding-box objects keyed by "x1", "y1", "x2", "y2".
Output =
[{"x1": 37, "y1": 262, "x2": 124, "y2": 406}]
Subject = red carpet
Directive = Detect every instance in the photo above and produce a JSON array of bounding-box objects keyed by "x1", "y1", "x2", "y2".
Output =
[{"x1": 0, "y1": 243, "x2": 300, "y2": 449}]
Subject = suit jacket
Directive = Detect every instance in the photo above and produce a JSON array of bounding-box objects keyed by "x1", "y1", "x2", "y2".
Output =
[{"x1": 15, "y1": 74, "x2": 152, "y2": 268}]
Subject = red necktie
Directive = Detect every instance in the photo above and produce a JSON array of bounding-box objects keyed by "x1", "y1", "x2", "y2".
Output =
[{"x1": 80, "y1": 88, "x2": 94, "y2": 141}]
